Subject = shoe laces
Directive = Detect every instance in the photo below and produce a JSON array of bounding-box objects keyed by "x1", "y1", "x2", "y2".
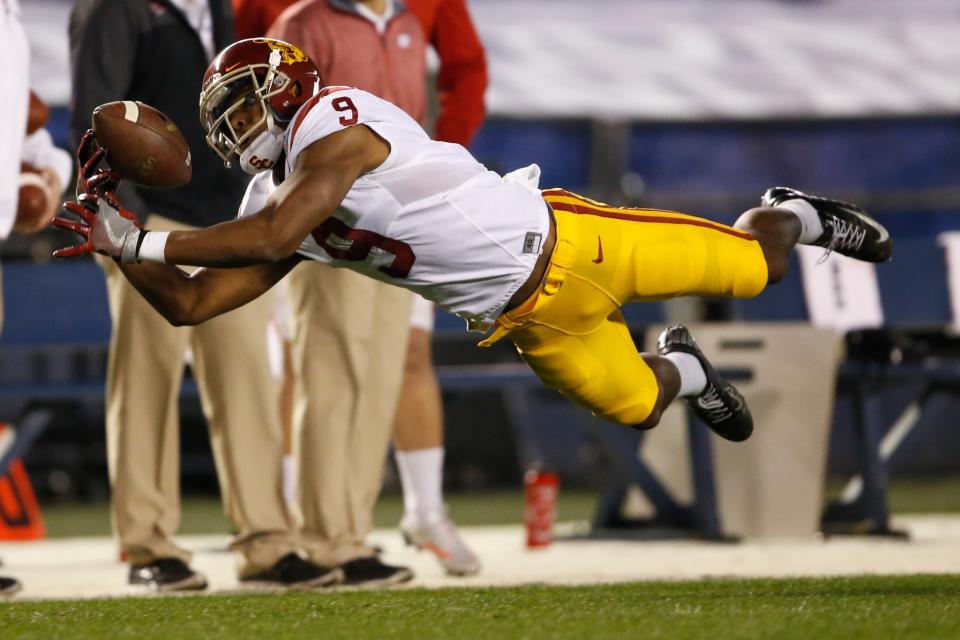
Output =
[
  {"x1": 817, "y1": 213, "x2": 867, "y2": 264},
  {"x1": 696, "y1": 386, "x2": 734, "y2": 423}
]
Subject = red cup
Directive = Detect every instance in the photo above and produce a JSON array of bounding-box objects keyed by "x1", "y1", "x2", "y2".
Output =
[{"x1": 524, "y1": 470, "x2": 559, "y2": 549}]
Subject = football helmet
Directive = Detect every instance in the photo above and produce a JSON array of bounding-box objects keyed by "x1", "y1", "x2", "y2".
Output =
[{"x1": 199, "y1": 38, "x2": 321, "y2": 174}]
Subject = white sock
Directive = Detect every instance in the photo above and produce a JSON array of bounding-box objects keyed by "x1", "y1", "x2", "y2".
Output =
[
  {"x1": 282, "y1": 454, "x2": 297, "y2": 508},
  {"x1": 396, "y1": 447, "x2": 445, "y2": 521},
  {"x1": 664, "y1": 352, "x2": 707, "y2": 397},
  {"x1": 777, "y1": 199, "x2": 824, "y2": 244}
]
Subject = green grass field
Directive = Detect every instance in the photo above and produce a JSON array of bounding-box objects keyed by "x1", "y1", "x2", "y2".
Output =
[{"x1": 1, "y1": 575, "x2": 958, "y2": 639}]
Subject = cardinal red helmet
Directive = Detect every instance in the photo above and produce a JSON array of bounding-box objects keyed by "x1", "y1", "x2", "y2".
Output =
[{"x1": 199, "y1": 38, "x2": 322, "y2": 167}]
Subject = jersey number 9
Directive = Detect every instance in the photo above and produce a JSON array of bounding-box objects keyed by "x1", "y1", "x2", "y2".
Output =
[
  {"x1": 332, "y1": 97, "x2": 359, "y2": 126},
  {"x1": 312, "y1": 217, "x2": 415, "y2": 278}
]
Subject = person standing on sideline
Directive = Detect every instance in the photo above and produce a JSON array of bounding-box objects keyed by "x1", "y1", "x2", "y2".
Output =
[
  {"x1": 69, "y1": 0, "x2": 338, "y2": 592},
  {"x1": 265, "y1": 0, "x2": 422, "y2": 586},
  {"x1": 0, "y1": 0, "x2": 72, "y2": 598},
  {"x1": 380, "y1": 0, "x2": 487, "y2": 577},
  {"x1": 236, "y1": 0, "x2": 487, "y2": 577}
]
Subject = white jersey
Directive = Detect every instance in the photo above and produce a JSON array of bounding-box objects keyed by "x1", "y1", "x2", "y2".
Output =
[
  {"x1": 239, "y1": 87, "x2": 550, "y2": 330},
  {"x1": 0, "y1": 0, "x2": 29, "y2": 240}
]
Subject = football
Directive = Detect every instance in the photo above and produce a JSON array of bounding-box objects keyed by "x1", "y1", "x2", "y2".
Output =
[
  {"x1": 91, "y1": 101, "x2": 192, "y2": 188},
  {"x1": 15, "y1": 164, "x2": 53, "y2": 234}
]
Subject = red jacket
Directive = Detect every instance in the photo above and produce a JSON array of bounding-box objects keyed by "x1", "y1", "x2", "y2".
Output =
[
  {"x1": 234, "y1": 0, "x2": 487, "y2": 146},
  {"x1": 268, "y1": 0, "x2": 427, "y2": 124}
]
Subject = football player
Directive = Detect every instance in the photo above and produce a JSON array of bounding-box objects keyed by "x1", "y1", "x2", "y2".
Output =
[{"x1": 55, "y1": 38, "x2": 892, "y2": 442}]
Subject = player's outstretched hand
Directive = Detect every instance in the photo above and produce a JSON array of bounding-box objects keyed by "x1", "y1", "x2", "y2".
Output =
[
  {"x1": 53, "y1": 191, "x2": 142, "y2": 262},
  {"x1": 75, "y1": 129, "x2": 121, "y2": 197}
]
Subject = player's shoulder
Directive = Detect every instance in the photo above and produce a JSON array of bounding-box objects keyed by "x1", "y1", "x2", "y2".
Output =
[{"x1": 284, "y1": 87, "x2": 383, "y2": 153}]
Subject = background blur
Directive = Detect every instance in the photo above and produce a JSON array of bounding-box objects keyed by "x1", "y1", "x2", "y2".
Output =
[{"x1": 4, "y1": 0, "x2": 959, "y2": 524}]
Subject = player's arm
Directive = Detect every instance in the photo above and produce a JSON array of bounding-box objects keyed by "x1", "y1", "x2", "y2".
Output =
[
  {"x1": 116, "y1": 257, "x2": 302, "y2": 326},
  {"x1": 68, "y1": 124, "x2": 387, "y2": 268},
  {"x1": 162, "y1": 125, "x2": 379, "y2": 267},
  {"x1": 54, "y1": 188, "x2": 304, "y2": 325}
]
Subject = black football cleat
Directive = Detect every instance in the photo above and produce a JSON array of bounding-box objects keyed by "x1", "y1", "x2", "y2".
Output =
[
  {"x1": 338, "y1": 556, "x2": 414, "y2": 587},
  {"x1": 762, "y1": 186, "x2": 892, "y2": 263},
  {"x1": 0, "y1": 575, "x2": 22, "y2": 597},
  {"x1": 128, "y1": 558, "x2": 207, "y2": 592},
  {"x1": 239, "y1": 553, "x2": 342, "y2": 590},
  {"x1": 657, "y1": 324, "x2": 753, "y2": 442}
]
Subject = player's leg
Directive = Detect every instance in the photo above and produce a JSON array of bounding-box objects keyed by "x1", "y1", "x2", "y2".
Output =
[
  {"x1": 393, "y1": 297, "x2": 480, "y2": 577},
  {"x1": 509, "y1": 192, "x2": 759, "y2": 438},
  {"x1": 734, "y1": 187, "x2": 893, "y2": 280},
  {"x1": 498, "y1": 289, "x2": 750, "y2": 439},
  {"x1": 510, "y1": 311, "x2": 682, "y2": 429}
]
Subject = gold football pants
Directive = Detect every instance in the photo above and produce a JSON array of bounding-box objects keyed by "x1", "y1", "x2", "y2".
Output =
[{"x1": 480, "y1": 189, "x2": 769, "y2": 425}]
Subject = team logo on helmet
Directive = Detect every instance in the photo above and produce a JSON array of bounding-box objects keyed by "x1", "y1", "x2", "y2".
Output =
[{"x1": 253, "y1": 38, "x2": 309, "y2": 64}]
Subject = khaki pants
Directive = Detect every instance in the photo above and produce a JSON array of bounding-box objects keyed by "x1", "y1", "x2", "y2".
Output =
[
  {"x1": 101, "y1": 214, "x2": 295, "y2": 576},
  {"x1": 287, "y1": 261, "x2": 412, "y2": 566}
]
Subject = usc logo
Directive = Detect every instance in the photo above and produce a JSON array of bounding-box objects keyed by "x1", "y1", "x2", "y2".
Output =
[
  {"x1": 248, "y1": 155, "x2": 275, "y2": 170},
  {"x1": 254, "y1": 38, "x2": 309, "y2": 64}
]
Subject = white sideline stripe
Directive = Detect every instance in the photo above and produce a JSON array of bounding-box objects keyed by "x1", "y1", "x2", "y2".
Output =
[
  {"x1": 4, "y1": 517, "x2": 960, "y2": 601},
  {"x1": 122, "y1": 101, "x2": 140, "y2": 123}
]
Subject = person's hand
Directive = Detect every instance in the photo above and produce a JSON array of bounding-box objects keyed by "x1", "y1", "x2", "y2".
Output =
[
  {"x1": 74, "y1": 129, "x2": 121, "y2": 197},
  {"x1": 53, "y1": 190, "x2": 143, "y2": 262}
]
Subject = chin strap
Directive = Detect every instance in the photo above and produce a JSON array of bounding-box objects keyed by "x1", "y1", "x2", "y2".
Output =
[{"x1": 239, "y1": 128, "x2": 284, "y2": 174}]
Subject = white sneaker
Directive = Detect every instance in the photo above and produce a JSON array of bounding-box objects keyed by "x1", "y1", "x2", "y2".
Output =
[{"x1": 400, "y1": 511, "x2": 481, "y2": 577}]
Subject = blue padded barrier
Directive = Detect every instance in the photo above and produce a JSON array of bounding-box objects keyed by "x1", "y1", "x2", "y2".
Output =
[
  {"x1": 470, "y1": 119, "x2": 592, "y2": 190},
  {"x1": 627, "y1": 119, "x2": 960, "y2": 196},
  {"x1": 1, "y1": 260, "x2": 110, "y2": 346}
]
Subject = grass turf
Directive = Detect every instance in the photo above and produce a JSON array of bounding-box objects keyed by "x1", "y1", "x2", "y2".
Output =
[{"x1": 1, "y1": 575, "x2": 959, "y2": 639}]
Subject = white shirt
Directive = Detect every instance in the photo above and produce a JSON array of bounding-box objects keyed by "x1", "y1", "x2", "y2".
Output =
[
  {"x1": 0, "y1": 0, "x2": 29, "y2": 240},
  {"x1": 238, "y1": 87, "x2": 549, "y2": 331},
  {"x1": 168, "y1": 0, "x2": 214, "y2": 61},
  {"x1": 353, "y1": 0, "x2": 395, "y2": 36},
  {"x1": 21, "y1": 128, "x2": 73, "y2": 190}
]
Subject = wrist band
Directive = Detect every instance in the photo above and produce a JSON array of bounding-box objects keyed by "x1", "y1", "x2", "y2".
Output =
[
  {"x1": 137, "y1": 230, "x2": 170, "y2": 264},
  {"x1": 134, "y1": 229, "x2": 148, "y2": 261}
]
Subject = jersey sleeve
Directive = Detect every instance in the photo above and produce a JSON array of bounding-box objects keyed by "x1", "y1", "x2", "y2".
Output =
[{"x1": 283, "y1": 88, "x2": 373, "y2": 171}]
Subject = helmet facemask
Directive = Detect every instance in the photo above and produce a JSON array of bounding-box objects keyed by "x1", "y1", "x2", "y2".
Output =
[{"x1": 200, "y1": 49, "x2": 291, "y2": 173}]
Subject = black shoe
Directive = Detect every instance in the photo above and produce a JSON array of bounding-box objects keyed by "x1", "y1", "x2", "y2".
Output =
[
  {"x1": 762, "y1": 186, "x2": 892, "y2": 263},
  {"x1": 239, "y1": 553, "x2": 342, "y2": 589},
  {"x1": 0, "y1": 576, "x2": 21, "y2": 597},
  {"x1": 657, "y1": 324, "x2": 753, "y2": 442},
  {"x1": 338, "y1": 556, "x2": 414, "y2": 587},
  {"x1": 128, "y1": 558, "x2": 207, "y2": 592}
]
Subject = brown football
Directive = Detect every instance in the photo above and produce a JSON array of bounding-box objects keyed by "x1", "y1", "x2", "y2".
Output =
[
  {"x1": 92, "y1": 101, "x2": 192, "y2": 188},
  {"x1": 15, "y1": 163, "x2": 53, "y2": 234}
]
